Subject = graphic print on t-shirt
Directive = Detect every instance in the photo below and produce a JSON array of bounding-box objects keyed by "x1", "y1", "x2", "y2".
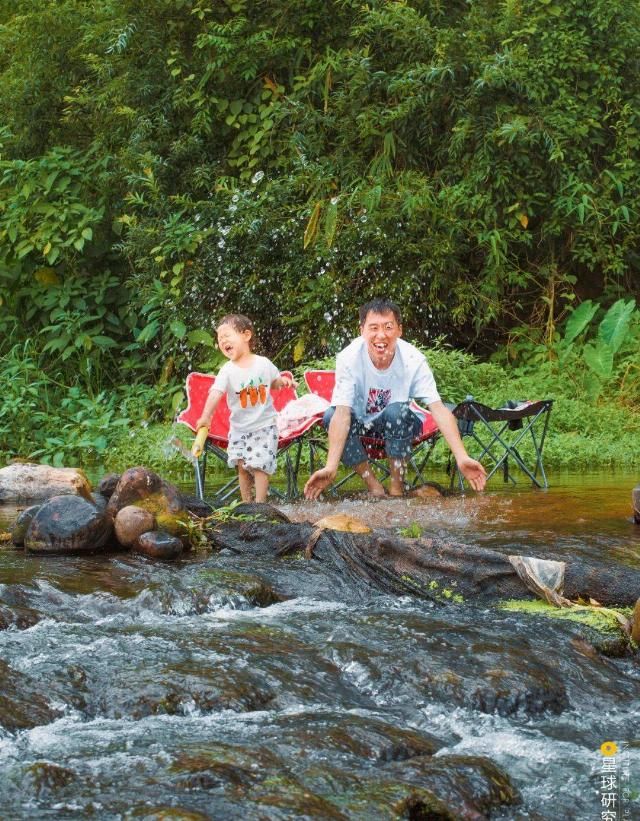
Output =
[
  {"x1": 237, "y1": 378, "x2": 268, "y2": 408},
  {"x1": 366, "y1": 387, "x2": 391, "y2": 415}
]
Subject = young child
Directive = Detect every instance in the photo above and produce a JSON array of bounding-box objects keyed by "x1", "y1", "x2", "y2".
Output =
[{"x1": 194, "y1": 314, "x2": 295, "y2": 503}]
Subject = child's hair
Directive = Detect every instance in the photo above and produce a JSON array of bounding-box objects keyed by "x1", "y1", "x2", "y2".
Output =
[{"x1": 216, "y1": 314, "x2": 256, "y2": 350}]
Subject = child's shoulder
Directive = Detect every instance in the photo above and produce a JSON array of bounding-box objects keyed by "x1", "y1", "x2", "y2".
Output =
[{"x1": 255, "y1": 354, "x2": 278, "y2": 369}]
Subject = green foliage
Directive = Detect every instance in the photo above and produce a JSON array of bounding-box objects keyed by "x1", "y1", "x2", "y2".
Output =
[
  {"x1": 2, "y1": 0, "x2": 639, "y2": 367},
  {"x1": 0, "y1": 0, "x2": 639, "y2": 472},
  {"x1": 398, "y1": 522, "x2": 423, "y2": 539}
]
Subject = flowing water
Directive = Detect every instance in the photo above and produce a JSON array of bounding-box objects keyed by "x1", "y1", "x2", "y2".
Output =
[{"x1": 0, "y1": 472, "x2": 639, "y2": 820}]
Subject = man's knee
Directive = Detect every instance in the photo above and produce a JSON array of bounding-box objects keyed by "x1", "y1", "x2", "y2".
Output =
[{"x1": 380, "y1": 402, "x2": 421, "y2": 435}]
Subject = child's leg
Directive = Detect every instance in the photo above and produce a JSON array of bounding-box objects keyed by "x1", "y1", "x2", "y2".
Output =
[
  {"x1": 237, "y1": 460, "x2": 254, "y2": 502},
  {"x1": 253, "y1": 470, "x2": 269, "y2": 503}
]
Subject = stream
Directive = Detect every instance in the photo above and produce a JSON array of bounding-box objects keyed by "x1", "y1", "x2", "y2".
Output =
[{"x1": 1, "y1": 472, "x2": 639, "y2": 820}]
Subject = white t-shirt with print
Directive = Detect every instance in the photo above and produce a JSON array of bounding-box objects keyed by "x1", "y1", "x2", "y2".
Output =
[
  {"x1": 212, "y1": 356, "x2": 280, "y2": 433},
  {"x1": 331, "y1": 338, "x2": 440, "y2": 421}
]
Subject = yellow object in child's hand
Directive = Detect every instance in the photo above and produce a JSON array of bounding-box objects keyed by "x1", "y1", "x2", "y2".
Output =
[{"x1": 192, "y1": 426, "x2": 209, "y2": 458}]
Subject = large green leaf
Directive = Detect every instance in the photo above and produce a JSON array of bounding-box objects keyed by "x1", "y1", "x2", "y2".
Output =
[
  {"x1": 597, "y1": 299, "x2": 636, "y2": 354},
  {"x1": 562, "y1": 300, "x2": 598, "y2": 346},
  {"x1": 583, "y1": 341, "x2": 614, "y2": 379}
]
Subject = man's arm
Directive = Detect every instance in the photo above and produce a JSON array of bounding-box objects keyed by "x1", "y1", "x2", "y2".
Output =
[
  {"x1": 428, "y1": 400, "x2": 487, "y2": 491},
  {"x1": 304, "y1": 405, "x2": 351, "y2": 500}
]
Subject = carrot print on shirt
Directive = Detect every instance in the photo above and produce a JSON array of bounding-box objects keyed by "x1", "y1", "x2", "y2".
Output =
[{"x1": 237, "y1": 378, "x2": 268, "y2": 409}]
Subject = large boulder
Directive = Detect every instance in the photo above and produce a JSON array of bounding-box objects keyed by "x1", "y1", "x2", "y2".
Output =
[
  {"x1": 106, "y1": 466, "x2": 182, "y2": 517},
  {"x1": 24, "y1": 495, "x2": 113, "y2": 554},
  {"x1": 107, "y1": 466, "x2": 190, "y2": 546},
  {"x1": 10, "y1": 504, "x2": 42, "y2": 546},
  {"x1": 0, "y1": 464, "x2": 92, "y2": 504}
]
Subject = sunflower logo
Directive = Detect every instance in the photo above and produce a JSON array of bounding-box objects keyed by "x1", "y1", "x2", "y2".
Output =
[{"x1": 600, "y1": 741, "x2": 618, "y2": 756}]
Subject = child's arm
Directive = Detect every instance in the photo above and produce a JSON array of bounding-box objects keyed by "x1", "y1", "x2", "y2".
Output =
[
  {"x1": 271, "y1": 374, "x2": 297, "y2": 390},
  {"x1": 195, "y1": 388, "x2": 224, "y2": 430}
]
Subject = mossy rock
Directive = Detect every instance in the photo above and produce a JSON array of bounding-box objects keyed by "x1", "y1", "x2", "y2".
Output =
[{"x1": 499, "y1": 599, "x2": 634, "y2": 657}]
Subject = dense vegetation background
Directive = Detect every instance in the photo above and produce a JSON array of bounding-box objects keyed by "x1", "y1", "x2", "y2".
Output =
[{"x1": 0, "y1": 0, "x2": 638, "y2": 472}]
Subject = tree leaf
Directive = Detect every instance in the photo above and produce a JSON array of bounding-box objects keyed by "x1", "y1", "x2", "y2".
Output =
[
  {"x1": 170, "y1": 319, "x2": 187, "y2": 339},
  {"x1": 583, "y1": 341, "x2": 614, "y2": 379},
  {"x1": 187, "y1": 329, "x2": 214, "y2": 347},
  {"x1": 597, "y1": 298, "x2": 636, "y2": 355},
  {"x1": 563, "y1": 300, "x2": 598, "y2": 345}
]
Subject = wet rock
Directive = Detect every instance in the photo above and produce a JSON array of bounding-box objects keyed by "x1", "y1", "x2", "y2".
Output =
[
  {"x1": 211, "y1": 519, "x2": 640, "y2": 606},
  {"x1": 97, "y1": 472, "x2": 121, "y2": 499},
  {"x1": 106, "y1": 466, "x2": 183, "y2": 519},
  {"x1": 0, "y1": 659, "x2": 62, "y2": 732},
  {"x1": 0, "y1": 602, "x2": 40, "y2": 630},
  {"x1": 385, "y1": 753, "x2": 519, "y2": 818},
  {"x1": 232, "y1": 501, "x2": 291, "y2": 524},
  {"x1": 134, "y1": 531, "x2": 183, "y2": 560},
  {"x1": 107, "y1": 467, "x2": 191, "y2": 546},
  {"x1": 633, "y1": 484, "x2": 640, "y2": 524},
  {"x1": 0, "y1": 463, "x2": 92, "y2": 504},
  {"x1": 26, "y1": 761, "x2": 75, "y2": 796},
  {"x1": 90, "y1": 492, "x2": 109, "y2": 513},
  {"x1": 181, "y1": 494, "x2": 213, "y2": 518},
  {"x1": 115, "y1": 505, "x2": 156, "y2": 548},
  {"x1": 632, "y1": 598, "x2": 640, "y2": 645},
  {"x1": 10, "y1": 504, "x2": 41, "y2": 546},
  {"x1": 127, "y1": 808, "x2": 212, "y2": 821},
  {"x1": 24, "y1": 495, "x2": 113, "y2": 554},
  {"x1": 268, "y1": 712, "x2": 441, "y2": 763},
  {"x1": 198, "y1": 566, "x2": 285, "y2": 607}
]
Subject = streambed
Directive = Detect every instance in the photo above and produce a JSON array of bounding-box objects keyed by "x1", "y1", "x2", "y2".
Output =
[{"x1": 1, "y1": 473, "x2": 639, "y2": 819}]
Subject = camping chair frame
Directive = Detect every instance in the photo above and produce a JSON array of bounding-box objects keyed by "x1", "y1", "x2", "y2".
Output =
[
  {"x1": 178, "y1": 371, "x2": 316, "y2": 503},
  {"x1": 303, "y1": 370, "x2": 440, "y2": 494},
  {"x1": 449, "y1": 399, "x2": 553, "y2": 490}
]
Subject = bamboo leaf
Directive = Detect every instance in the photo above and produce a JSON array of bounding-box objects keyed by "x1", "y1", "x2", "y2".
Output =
[
  {"x1": 304, "y1": 201, "x2": 322, "y2": 249},
  {"x1": 324, "y1": 198, "x2": 338, "y2": 248}
]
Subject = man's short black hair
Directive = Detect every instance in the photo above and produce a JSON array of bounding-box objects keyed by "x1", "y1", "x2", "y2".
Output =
[{"x1": 359, "y1": 299, "x2": 402, "y2": 326}]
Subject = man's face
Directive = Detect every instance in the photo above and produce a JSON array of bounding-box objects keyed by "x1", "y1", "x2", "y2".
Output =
[{"x1": 360, "y1": 310, "x2": 402, "y2": 369}]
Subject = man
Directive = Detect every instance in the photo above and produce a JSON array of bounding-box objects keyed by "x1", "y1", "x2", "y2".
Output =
[{"x1": 304, "y1": 298, "x2": 487, "y2": 499}]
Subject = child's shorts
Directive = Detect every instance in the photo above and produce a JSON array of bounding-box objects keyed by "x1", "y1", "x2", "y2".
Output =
[{"x1": 227, "y1": 424, "x2": 278, "y2": 475}]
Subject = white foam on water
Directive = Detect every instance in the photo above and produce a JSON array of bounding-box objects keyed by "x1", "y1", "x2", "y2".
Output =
[{"x1": 203, "y1": 596, "x2": 349, "y2": 623}]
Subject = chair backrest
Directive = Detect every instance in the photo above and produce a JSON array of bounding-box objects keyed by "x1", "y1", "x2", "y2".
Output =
[
  {"x1": 304, "y1": 370, "x2": 335, "y2": 403},
  {"x1": 177, "y1": 370, "x2": 299, "y2": 445},
  {"x1": 177, "y1": 372, "x2": 230, "y2": 442},
  {"x1": 271, "y1": 371, "x2": 297, "y2": 411}
]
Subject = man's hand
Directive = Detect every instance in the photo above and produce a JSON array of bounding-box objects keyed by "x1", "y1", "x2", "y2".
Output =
[
  {"x1": 304, "y1": 467, "x2": 337, "y2": 500},
  {"x1": 195, "y1": 418, "x2": 210, "y2": 431},
  {"x1": 457, "y1": 456, "x2": 487, "y2": 491}
]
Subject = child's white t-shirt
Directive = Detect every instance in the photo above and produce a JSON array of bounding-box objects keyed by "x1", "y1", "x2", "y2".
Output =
[
  {"x1": 331, "y1": 338, "x2": 440, "y2": 421},
  {"x1": 212, "y1": 356, "x2": 280, "y2": 433}
]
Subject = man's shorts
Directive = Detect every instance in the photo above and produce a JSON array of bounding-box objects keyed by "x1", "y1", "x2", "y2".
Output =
[{"x1": 227, "y1": 424, "x2": 278, "y2": 475}]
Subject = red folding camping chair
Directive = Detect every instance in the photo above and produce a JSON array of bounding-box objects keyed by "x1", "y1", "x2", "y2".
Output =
[
  {"x1": 303, "y1": 369, "x2": 440, "y2": 493},
  {"x1": 177, "y1": 371, "x2": 321, "y2": 502}
]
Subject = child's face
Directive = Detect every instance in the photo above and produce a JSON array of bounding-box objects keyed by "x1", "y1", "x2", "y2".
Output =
[{"x1": 217, "y1": 323, "x2": 252, "y2": 361}]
